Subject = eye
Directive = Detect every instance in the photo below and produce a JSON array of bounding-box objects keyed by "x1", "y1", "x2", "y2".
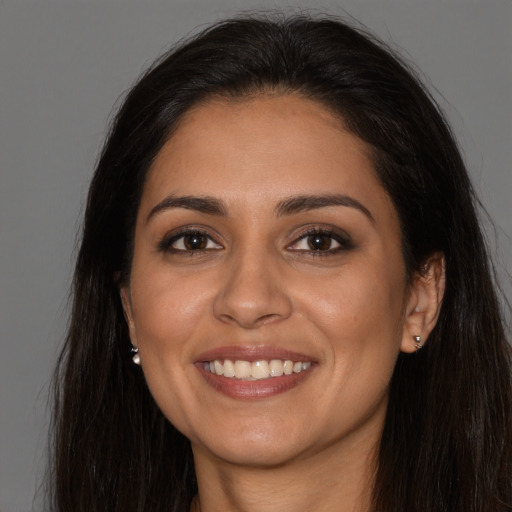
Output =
[
  {"x1": 288, "y1": 228, "x2": 352, "y2": 254},
  {"x1": 159, "y1": 229, "x2": 223, "y2": 253},
  {"x1": 293, "y1": 233, "x2": 341, "y2": 252}
]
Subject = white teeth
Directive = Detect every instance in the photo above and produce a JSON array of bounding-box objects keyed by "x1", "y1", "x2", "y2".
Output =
[
  {"x1": 251, "y1": 360, "x2": 270, "y2": 379},
  {"x1": 269, "y1": 359, "x2": 284, "y2": 377},
  {"x1": 214, "y1": 360, "x2": 223, "y2": 376},
  {"x1": 234, "y1": 360, "x2": 251, "y2": 379},
  {"x1": 205, "y1": 359, "x2": 313, "y2": 380},
  {"x1": 223, "y1": 359, "x2": 235, "y2": 378},
  {"x1": 283, "y1": 360, "x2": 293, "y2": 375}
]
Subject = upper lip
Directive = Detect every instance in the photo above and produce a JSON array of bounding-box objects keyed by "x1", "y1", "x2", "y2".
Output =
[{"x1": 195, "y1": 345, "x2": 315, "y2": 363}]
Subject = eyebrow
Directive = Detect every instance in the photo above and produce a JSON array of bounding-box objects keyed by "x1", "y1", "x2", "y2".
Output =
[
  {"x1": 146, "y1": 195, "x2": 227, "y2": 223},
  {"x1": 275, "y1": 194, "x2": 374, "y2": 222},
  {"x1": 146, "y1": 193, "x2": 374, "y2": 223}
]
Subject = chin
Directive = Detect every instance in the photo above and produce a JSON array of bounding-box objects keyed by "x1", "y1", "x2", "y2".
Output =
[
  {"x1": 205, "y1": 441, "x2": 303, "y2": 469},
  {"x1": 191, "y1": 420, "x2": 309, "y2": 468}
]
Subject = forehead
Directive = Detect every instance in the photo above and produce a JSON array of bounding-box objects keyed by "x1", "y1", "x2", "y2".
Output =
[{"x1": 141, "y1": 94, "x2": 395, "y2": 224}]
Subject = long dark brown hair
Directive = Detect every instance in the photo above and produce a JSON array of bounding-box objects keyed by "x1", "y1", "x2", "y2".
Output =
[{"x1": 49, "y1": 14, "x2": 512, "y2": 512}]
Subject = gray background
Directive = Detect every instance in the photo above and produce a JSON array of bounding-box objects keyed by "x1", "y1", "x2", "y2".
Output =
[{"x1": 1, "y1": 1, "x2": 510, "y2": 510}]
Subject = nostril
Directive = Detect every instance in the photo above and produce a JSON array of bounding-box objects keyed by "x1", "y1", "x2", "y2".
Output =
[
  {"x1": 217, "y1": 311, "x2": 283, "y2": 329},
  {"x1": 258, "y1": 313, "x2": 282, "y2": 326}
]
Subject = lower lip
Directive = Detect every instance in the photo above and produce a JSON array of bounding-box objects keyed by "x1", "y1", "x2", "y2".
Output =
[{"x1": 195, "y1": 363, "x2": 315, "y2": 400}]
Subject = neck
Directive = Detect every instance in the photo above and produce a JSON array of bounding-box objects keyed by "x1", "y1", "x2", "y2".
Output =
[{"x1": 191, "y1": 428, "x2": 378, "y2": 512}]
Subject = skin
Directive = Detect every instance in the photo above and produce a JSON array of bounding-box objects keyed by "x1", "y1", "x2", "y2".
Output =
[{"x1": 121, "y1": 94, "x2": 445, "y2": 512}]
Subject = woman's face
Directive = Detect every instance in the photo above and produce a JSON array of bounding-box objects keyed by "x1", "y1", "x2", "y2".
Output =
[{"x1": 122, "y1": 95, "x2": 429, "y2": 467}]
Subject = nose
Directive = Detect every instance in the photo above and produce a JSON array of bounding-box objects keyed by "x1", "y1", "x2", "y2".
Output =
[{"x1": 213, "y1": 249, "x2": 293, "y2": 329}]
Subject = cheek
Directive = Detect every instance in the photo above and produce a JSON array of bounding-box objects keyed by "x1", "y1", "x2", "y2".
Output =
[
  {"x1": 129, "y1": 263, "x2": 215, "y2": 360},
  {"x1": 297, "y1": 261, "x2": 406, "y2": 343},
  {"x1": 128, "y1": 266, "x2": 216, "y2": 433},
  {"x1": 292, "y1": 258, "x2": 406, "y2": 417},
  {"x1": 309, "y1": 265, "x2": 405, "y2": 402}
]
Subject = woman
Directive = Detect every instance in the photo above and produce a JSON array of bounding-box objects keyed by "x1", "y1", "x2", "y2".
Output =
[{"x1": 49, "y1": 14, "x2": 512, "y2": 512}]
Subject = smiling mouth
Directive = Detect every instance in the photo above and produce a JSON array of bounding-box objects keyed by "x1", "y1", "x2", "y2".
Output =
[
  {"x1": 203, "y1": 359, "x2": 313, "y2": 380},
  {"x1": 195, "y1": 346, "x2": 316, "y2": 399}
]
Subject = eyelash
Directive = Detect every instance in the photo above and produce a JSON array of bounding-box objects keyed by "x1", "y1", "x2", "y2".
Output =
[
  {"x1": 288, "y1": 227, "x2": 353, "y2": 256},
  {"x1": 157, "y1": 228, "x2": 222, "y2": 255},
  {"x1": 157, "y1": 226, "x2": 353, "y2": 256}
]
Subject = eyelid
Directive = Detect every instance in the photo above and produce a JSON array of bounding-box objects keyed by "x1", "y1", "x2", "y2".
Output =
[
  {"x1": 157, "y1": 226, "x2": 223, "y2": 253},
  {"x1": 287, "y1": 226, "x2": 353, "y2": 253},
  {"x1": 156, "y1": 224, "x2": 353, "y2": 255}
]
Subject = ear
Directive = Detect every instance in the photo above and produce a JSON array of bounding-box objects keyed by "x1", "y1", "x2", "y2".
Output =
[
  {"x1": 120, "y1": 286, "x2": 138, "y2": 347},
  {"x1": 400, "y1": 252, "x2": 446, "y2": 353}
]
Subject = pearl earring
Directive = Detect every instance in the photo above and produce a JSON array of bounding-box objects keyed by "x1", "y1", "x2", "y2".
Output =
[
  {"x1": 131, "y1": 346, "x2": 141, "y2": 365},
  {"x1": 413, "y1": 335, "x2": 422, "y2": 350}
]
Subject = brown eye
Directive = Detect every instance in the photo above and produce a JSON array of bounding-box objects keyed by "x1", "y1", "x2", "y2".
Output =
[
  {"x1": 288, "y1": 228, "x2": 351, "y2": 255},
  {"x1": 307, "y1": 234, "x2": 335, "y2": 251},
  {"x1": 183, "y1": 233, "x2": 208, "y2": 250},
  {"x1": 161, "y1": 230, "x2": 223, "y2": 253}
]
